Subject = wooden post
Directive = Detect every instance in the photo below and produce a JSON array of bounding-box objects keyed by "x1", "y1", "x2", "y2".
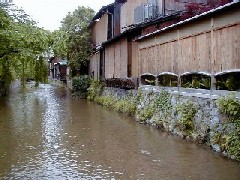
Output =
[
  {"x1": 210, "y1": 17, "x2": 216, "y2": 93},
  {"x1": 177, "y1": 29, "x2": 181, "y2": 92}
]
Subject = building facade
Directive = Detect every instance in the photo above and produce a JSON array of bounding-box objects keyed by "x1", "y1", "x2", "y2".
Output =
[{"x1": 89, "y1": 0, "x2": 240, "y2": 90}]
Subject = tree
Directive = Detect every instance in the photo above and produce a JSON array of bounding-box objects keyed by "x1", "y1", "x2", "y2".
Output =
[
  {"x1": 0, "y1": 3, "x2": 51, "y2": 92},
  {"x1": 50, "y1": 30, "x2": 68, "y2": 59},
  {"x1": 60, "y1": 6, "x2": 95, "y2": 76}
]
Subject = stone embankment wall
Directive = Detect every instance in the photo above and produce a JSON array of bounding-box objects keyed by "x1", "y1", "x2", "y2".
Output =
[{"x1": 101, "y1": 86, "x2": 240, "y2": 161}]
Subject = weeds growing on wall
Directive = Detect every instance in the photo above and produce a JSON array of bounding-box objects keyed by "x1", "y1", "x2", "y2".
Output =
[
  {"x1": 138, "y1": 105, "x2": 155, "y2": 122},
  {"x1": 97, "y1": 93, "x2": 139, "y2": 116},
  {"x1": 137, "y1": 91, "x2": 155, "y2": 122},
  {"x1": 87, "y1": 80, "x2": 104, "y2": 101},
  {"x1": 175, "y1": 100, "x2": 197, "y2": 135},
  {"x1": 155, "y1": 90, "x2": 172, "y2": 112},
  {"x1": 216, "y1": 93, "x2": 240, "y2": 160},
  {"x1": 97, "y1": 95, "x2": 116, "y2": 108},
  {"x1": 137, "y1": 90, "x2": 173, "y2": 124},
  {"x1": 151, "y1": 90, "x2": 172, "y2": 126},
  {"x1": 114, "y1": 96, "x2": 137, "y2": 116}
]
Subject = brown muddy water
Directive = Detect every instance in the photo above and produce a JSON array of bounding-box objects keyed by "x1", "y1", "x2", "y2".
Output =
[{"x1": 0, "y1": 83, "x2": 239, "y2": 180}]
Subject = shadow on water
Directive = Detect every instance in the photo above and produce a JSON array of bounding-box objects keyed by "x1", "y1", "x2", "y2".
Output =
[{"x1": 0, "y1": 83, "x2": 239, "y2": 179}]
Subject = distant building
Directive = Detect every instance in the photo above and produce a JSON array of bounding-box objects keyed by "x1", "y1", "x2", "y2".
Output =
[{"x1": 49, "y1": 57, "x2": 68, "y2": 82}]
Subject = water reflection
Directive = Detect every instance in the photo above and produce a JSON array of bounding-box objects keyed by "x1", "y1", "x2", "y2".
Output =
[{"x1": 0, "y1": 83, "x2": 239, "y2": 179}]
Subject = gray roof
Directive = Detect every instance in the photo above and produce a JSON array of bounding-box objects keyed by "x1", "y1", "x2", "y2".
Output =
[{"x1": 59, "y1": 60, "x2": 68, "y2": 66}]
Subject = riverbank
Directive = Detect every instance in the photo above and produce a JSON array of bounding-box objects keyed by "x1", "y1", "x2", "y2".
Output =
[{"x1": 94, "y1": 86, "x2": 240, "y2": 161}]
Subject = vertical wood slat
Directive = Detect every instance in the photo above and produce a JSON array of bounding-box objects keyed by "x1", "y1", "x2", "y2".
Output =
[
  {"x1": 213, "y1": 24, "x2": 240, "y2": 72},
  {"x1": 137, "y1": 23, "x2": 240, "y2": 77},
  {"x1": 114, "y1": 41, "x2": 121, "y2": 78},
  {"x1": 131, "y1": 41, "x2": 139, "y2": 77},
  {"x1": 89, "y1": 53, "x2": 100, "y2": 80},
  {"x1": 120, "y1": 38, "x2": 128, "y2": 78}
]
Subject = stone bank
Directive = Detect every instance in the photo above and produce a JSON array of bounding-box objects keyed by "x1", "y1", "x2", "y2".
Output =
[{"x1": 101, "y1": 86, "x2": 240, "y2": 161}]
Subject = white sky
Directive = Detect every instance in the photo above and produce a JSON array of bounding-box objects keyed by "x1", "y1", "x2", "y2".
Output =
[{"x1": 13, "y1": 0, "x2": 114, "y2": 31}]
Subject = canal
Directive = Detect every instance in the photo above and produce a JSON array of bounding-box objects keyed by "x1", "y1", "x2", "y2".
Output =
[{"x1": 0, "y1": 83, "x2": 239, "y2": 179}]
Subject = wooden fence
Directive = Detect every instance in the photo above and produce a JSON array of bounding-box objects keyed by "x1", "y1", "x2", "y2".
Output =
[{"x1": 136, "y1": 8, "x2": 240, "y2": 77}]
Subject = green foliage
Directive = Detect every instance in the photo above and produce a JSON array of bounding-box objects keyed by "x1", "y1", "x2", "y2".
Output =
[
  {"x1": 175, "y1": 100, "x2": 197, "y2": 133},
  {"x1": 50, "y1": 30, "x2": 68, "y2": 59},
  {"x1": 216, "y1": 93, "x2": 240, "y2": 121},
  {"x1": 0, "y1": 57, "x2": 12, "y2": 95},
  {"x1": 0, "y1": 4, "x2": 51, "y2": 92},
  {"x1": 96, "y1": 92, "x2": 138, "y2": 116},
  {"x1": 34, "y1": 56, "x2": 48, "y2": 86},
  {"x1": 226, "y1": 133, "x2": 240, "y2": 161},
  {"x1": 138, "y1": 90, "x2": 172, "y2": 123},
  {"x1": 158, "y1": 75, "x2": 178, "y2": 87},
  {"x1": 87, "y1": 80, "x2": 104, "y2": 101},
  {"x1": 72, "y1": 75, "x2": 91, "y2": 95},
  {"x1": 151, "y1": 91, "x2": 172, "y2": 126},
  {"x1": 136, "y1": 90, "x2": 171, "y2": 123},
  {"x1": 155, "y1": 90, "x2": 172, "y2": 111},
  {"x1": 216, "y1": 93, "x2": 240, "y2": 160},
  {"x1": 139, "y1": 106, "x2": 155, "y2": 122},
  {"x1": 137, "y1": 92, "x2": 155, "y2": 122},
  {"x1": 136, "y1": 91, "x2": 144, "y2": 102},
  {"x1": 114, "y1": 96, "x2": 137, "y2": 116},
  {"x1": 59, "y1": 6, "x2": 95, "y2": 75},
  {"x1": 216, "y1": 74, "x2": 240, "y2": 91},
  {"x1": 182, "y1": 75, "x2": 211, "y2": 89},
  {"x1": 97, "y1": 95, "x2": 116, "y2": 109}
]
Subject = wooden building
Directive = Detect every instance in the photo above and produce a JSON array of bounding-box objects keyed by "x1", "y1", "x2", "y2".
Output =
[
  {"x1": 49, "y1": 58, "x2": 68, "y2": 82},
  {"x1": 135, "y1": 2, "x2": 240, "y2": 76},
  {"x1": 89, "y1": 0, "x2": 239, "y2": 89}
]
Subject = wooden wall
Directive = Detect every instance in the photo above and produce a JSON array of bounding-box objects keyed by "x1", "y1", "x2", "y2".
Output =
[
  {"x1": 89, "y1": 52, "x2": 100, "y2": 79},
  {"x1": 136, "y1": 8, "x2": 240, "y2": 76},
  {"x1": 91, "y1": 14, "x2": 108, "y2": 46},
  {"x1": 104, "y1": 38, "x2": 128, "y2": 78},
  {"x1": 213, "y1": 25, "x2": 240, "y2": 72},
  {"x1": 89, "y1": 53, "x2": 100, "y2": 79}
]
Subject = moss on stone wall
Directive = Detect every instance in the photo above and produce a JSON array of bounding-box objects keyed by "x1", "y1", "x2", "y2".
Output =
[{"x1": 216, "y1": 93, "x2": 240, "y2": 160}]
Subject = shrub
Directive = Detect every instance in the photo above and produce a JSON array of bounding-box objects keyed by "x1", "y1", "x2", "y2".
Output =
[
  {"x1": 113, "y1": 97, "x2": 137, "y2": 116},
  {"x1": 138, "y1": 106, "x2": 155, "y2": 122},
  {"x1": 97, "y1": 96, "x2": 116, "y2": 108},
  {"x1": 175, "y1": 100, "x2": 197, "y2": 133},
  {"x1": 87, "y1": 80, "x2": 104, "y2": 101},
  {"x1": 216, "y1": 93, "x2": 240, "y2": 121},
  {"x1": 71, "y1": 75, "x2": 91, "y2": 98}
]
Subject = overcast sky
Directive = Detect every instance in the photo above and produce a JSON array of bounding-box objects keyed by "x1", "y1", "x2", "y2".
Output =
[{"x1": 13, "y1": 0, "x2": 114, "y2": 31}]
